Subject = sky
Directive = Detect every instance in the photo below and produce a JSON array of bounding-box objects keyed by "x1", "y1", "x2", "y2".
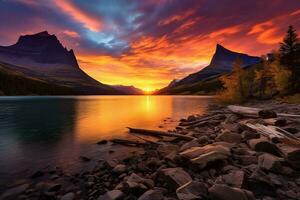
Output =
[{"x1": 0, "y1": 0, "x2": 300, "y2": 91}]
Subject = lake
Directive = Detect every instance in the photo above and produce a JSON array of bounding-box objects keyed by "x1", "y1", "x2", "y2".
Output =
[{"x1": 0, "y1": 95, "x2": 213, "y2": 183}]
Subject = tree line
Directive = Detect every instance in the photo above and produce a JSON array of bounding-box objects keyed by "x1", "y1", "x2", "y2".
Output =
[{"x1": 217, "y1": 25, "x2": 300, "y2": 104}]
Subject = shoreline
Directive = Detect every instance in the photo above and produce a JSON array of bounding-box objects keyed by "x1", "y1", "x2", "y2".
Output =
[{"x1": 1, "y1": 101, "x2": 300, "y2": 200}]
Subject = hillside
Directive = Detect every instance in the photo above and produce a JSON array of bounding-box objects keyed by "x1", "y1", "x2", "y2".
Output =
[{"x1": 0, "y1": 62, "x2": 79, "y2": 95}]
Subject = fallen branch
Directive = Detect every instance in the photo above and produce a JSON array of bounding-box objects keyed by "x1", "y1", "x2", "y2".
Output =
[
  {"x1": 128, "y1": 132, "x2": 160, "y2": 145},
  {"x1": 228, "y1": 105, "x2": 300, "y2": 118},
  {"x1": 245, "y1": 123, "x2": 300, "y2": 147},
  {"x1": 179, "y1": 114, "x2": 224, "y2": 126},
  {"x1": 127, "y1": 127, "x2": 195, "y2": 141}
]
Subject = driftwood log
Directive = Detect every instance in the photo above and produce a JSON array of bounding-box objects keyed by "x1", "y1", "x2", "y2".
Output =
[
  {"x1": 127, "y1": 127, "x2": 195, "y2": 141},
  {"x1": 228, "y1": 105, "x2": 300, "y2": 118},
  {"x1": 245, "y1": 123, "x2": 300, "y2": 147},
  {"x1": 110, "y1": 139, "x2": 146, "y2": 147}
]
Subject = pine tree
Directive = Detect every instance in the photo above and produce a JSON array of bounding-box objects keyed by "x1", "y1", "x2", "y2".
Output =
[{"x1": 279, "y1": 25, "x2": 300, "y2": 92}]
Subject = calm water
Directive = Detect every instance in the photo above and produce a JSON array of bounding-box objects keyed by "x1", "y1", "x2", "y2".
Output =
[{"x1": 0, "y1": 95, "x2": 212, "y2": 182}]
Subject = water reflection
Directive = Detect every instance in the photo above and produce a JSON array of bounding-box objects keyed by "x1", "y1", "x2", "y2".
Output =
[{"x1": 0, "y1": 95, "x2": 212, "y2": 181}]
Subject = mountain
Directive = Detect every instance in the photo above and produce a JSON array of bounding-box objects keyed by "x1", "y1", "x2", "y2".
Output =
[
  {"x1": 0, "y1": 31, "x2": 121, "y2": 95},
  {"x1": 112, "y1": 85, "x2": 144, "y2": 95},
  {"x1": 156, "y1": 44, "x2": 261, "y2": 94}
]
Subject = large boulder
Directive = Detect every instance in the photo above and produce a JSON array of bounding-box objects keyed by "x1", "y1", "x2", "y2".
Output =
[
  {"x1": 191, "y1": 151, "x2": 229, "y2": 170},
  {"x1": 159, "y1": 168, "x2": 192, "y2": 190},
  {"x1": 180, "y1": 143, "x2": 231, "y2": 160},
  {"x1": 248, "y1": 138, "x2": 282, "y2": 156},
  {"x1": 258, "y1": 153, "x2": 283, "y2": 172},
  {"x1": 278, "y1": 144, "x2": 300, "y2": 170},
  {"x1": 208, "y1": 184, "x2": 255, "y2": 200},
  {"x1": 180, "y1": 143, "x2": 231, "y2": 169},
  {"x1": 176, "y1": 181, "x2": 208, "y2": 200}
]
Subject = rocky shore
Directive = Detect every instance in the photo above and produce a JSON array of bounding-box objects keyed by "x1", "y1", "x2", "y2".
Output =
[{"x1": 1, "y1": 102, "x2": 300, "y2": 200}]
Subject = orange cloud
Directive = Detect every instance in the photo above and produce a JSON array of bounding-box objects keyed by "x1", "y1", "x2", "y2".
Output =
[
  {"x1": 53, "y1": 0, "x2": 101, "y2": 32},
  {"x1": 158, "y1": 9, "x2": 195, "y2": 26},
  {"x1": 62, "y1": 30, "x2": 80, "y2": 38},
  {"x1": 210, "y1": 25, "x2": 241, "y2": 38}
]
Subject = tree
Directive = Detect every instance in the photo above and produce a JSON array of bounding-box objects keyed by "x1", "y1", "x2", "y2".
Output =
[
  {"x1": 254, "y1": 56, "x2": 276, "y2": 98},
  {"x1": 279, "y1": 25, "x2": 300, "y2": 92},
  {"x1": 217, "y1": 58, "x2": 249, "y2": 103}
]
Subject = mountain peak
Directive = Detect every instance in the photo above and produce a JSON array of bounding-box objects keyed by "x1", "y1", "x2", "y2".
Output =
[
  {"x1": 3, "y1": 31, "x2": 79, "y2": 67},
  {"x1": 32, "y1": 31, "x2": 50, "y2": 37}
]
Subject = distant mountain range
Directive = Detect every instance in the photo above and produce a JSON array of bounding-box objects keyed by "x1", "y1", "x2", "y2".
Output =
[
  {"x1": 0, "y1": 31, "x2": 141, "y2": 95},
  {"x1": 156, "y1": 44, "x2": 261, "y2": 95},
  {"x1": 0, "y1": 31, "x2": 261, "y2": 96}
]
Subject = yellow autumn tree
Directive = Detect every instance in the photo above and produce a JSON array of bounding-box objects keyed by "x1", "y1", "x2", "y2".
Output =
[
  {"x1": 217, "y1": 58, "x2": 247, "y2": 104},
  {"x1": 269, "y1": 53, "x2": 291, "y2": 94}
]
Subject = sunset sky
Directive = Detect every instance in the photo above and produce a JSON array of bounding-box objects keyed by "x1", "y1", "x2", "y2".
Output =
[{"x1": 0, "y1": 0, "x2": 300, "y2": 91}]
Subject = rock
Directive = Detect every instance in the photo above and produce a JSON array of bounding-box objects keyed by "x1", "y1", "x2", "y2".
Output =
[
  {"x1": 48, "y1": 183, "x2": 62, "y2": 192},
  {"x1": 216, "y1": 132, "x2": 242, "y2": 143},
  {"x1": 258, "y1": 153, "x2": 283, "y2": 172},
  {"x1": 248, "y1": 169, "x2": 277, "y2": 197},
  {"x1": 176, "y1": 181, "x2": 208, "y2": 200},
  {"x1": 248, "y1": 138, "x2": 282, "y2": 156},
  {"x1": 209, "y1": 184, "x2": 255, "y2": 200},
  {"x1": 197, "y1": 136, "x2": 209, "y2": 144},
  {"x1": 241, "y1": 130, "x2": 260, "y2": 140},
  {"x1": 278, "y1": 144, "x2": 300, "y2": 170},
  {"x1": 191, "y1": 151, "x2": 229, "y2": 169},
  {"x1": 187, "y1": 115, "x2": 197, "y2": 122},
  {"x1": 30, "y1": 170, "x2": 44, "y2": 179},
  {"x1": 180, "y1": 140, "x2": 199, "y2": 151},
  {"x1": 157, "y1": 144, "x2": 178, "y2": 156},
  {"x1": 180, "y1": 143, "x2": 231, "y2": 160},
  {"x1": 159, "y1": 168, "x2": 192, "y2": 189},
  {"x1": 61, "y1": 192, "x2": 75, "y2": 200},
  {"x1": 79, "y1": 156, "x2": 91, "y2": 162},
  {"x1": 180, "y1": 143, "x2": 231, "y2": 169},
  {"x1": 97, "y1": 190, "x2": 124, "y2": 200},
  {"x1": 138, "y1": 189, "x2": 164, "y2": 200},
  {"x1": 112, "y1": 164, "x2": 127, "y2": 174},
  {"x1": 216, "y1": 170, "x2": 245, "y2": 188},
  {"x1": 97, "y1": 140, "x2": 108, "y2": 145},
  {"x1": 123, "y1": 173, "x2": 154, "y2": 192},
  {"x1": 107, "y1": 159, "x2": 119, "y2": 168},
  {"x1": 235, "y1": 155, "x2": 258, "y2": 165},
  {"x1": 258, "y1": 110, "x2": 277, "y2": 119},
  {"x1": 0, "y1": 183, "x2": 29, "y2": 199}
]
